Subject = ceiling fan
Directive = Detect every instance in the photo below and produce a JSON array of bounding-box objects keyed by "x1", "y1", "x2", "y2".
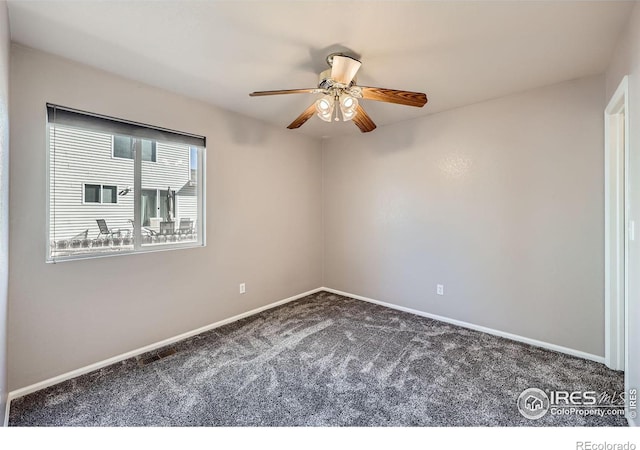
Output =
[{"x1": 249, "y1": 53, "x2": 428, "y2": 133}]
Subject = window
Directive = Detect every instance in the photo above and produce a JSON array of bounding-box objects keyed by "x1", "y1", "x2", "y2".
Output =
[
  {"x1": 102, "y1": 185, "x2": 117, "y2": 204},
  {"x1": 47, "y1": 104, "x2": 206, "y2": 262},
  {"x1": 113, "y1": 135, "x2": 156, "y2": 162},
  {"x1": 84, "y1": 184, "x2": 101, "y2": 203},
  {"x1": 84, "y1": 184, "x2": 117, "y2": 204},
  {"x1": 189, "y1": 147, "x2": 198, "y2": 183}
]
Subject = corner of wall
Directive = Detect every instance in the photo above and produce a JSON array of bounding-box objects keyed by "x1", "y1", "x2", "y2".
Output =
[
  {"x1": 320, "y1": 137, "x2": 326, "y2": 288},
  {"x1": 0, "y1": 0, "x2": 9, "y2": 428}
]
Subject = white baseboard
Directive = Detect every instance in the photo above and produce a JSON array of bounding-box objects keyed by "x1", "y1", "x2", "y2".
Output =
[
  {"x1": 7, "y1": 287, "x2": 323, "y2": 404},
  {"x1": 322, "y1": 287, "x2": 605, "y2": 364}
]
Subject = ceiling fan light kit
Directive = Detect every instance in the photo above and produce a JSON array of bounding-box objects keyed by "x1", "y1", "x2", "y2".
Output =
[
  {"x1": 339, "y1": 95, "x2": 358, "y2": 121},
  {"x1": 315, "y1": 92, "x2": 359, "y2": 123},
  {"x1": 315, "y1": 95, "x2": 334, "y2": 122},
  {"x1": 249, "y1": 52, "x2": 428, "y2": 133}
]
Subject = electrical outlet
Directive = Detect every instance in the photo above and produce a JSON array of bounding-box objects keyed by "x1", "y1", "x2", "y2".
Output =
[
  {"x1": 437, "y1": 284, "x2": 444, "y2": 296},
  {"x1": 239, "y1": 283, "x2": 246, "y2": 294}
]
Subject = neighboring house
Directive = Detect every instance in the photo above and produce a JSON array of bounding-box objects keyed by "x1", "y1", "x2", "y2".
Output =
[{"x1": 49, "y1": 124, "x2": 197, "y2": 243}]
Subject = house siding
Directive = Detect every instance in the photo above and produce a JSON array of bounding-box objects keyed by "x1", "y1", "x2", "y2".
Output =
[{"x1": 49, "y1": 124, "x2": 196, "y2": 241}]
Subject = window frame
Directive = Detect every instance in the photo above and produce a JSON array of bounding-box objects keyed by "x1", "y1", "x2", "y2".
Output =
[
  {"x1": 82, "y1": 183, "x2": 119, "y2": 205},
  {"x1": 47, "y1": 104, "x2": 206, "y2": 263}
]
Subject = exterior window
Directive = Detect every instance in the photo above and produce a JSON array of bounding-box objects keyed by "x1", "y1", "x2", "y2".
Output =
[
  {"x1": 141, "y1": 140, "x2": 156, "y2": 162},
  {"x1": 102, "y1": 185, "x2": 117, "y2": 204},
  {"x1": 113, "y1": 135, "x2": 156, "y2": 162},
  {"x1": 189, "y1": 147, "x2": 198, "y2": 183},
  {"x1": 47, "y1": 104, "x2": 206, "y2": 262},
  {"x1": 84, "y1": 184, "x2": 101, "y2": 203},
  {"x1": 84, "y1": 184, "x2": 117, "y2": 204}
]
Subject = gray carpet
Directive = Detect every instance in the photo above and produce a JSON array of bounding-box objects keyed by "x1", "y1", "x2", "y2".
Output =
[{"x1": 9, "y1": 291, "x2": 626, "y2": 426}]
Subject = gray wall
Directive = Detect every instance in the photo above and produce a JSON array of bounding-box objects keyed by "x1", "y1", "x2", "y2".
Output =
[
  {"x1": 323, "y1": 75, "x2": 606, "y2": 357},
  {"x1": 606, "y1": 1, "x2": 640, "y2": 426},
  {"x1": 8, "y1": 45, "x2": 323, "y2": 391},
  {"x1": 0, "y1": 0, "x2": 8, "y2": 426}
]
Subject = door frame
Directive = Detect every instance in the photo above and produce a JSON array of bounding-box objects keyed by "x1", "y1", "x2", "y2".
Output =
[
  {"x1": 141, "y1": 188, "x2": 158, "y2": 227},
  {"x1": 604, "y1": 76, "x2": 629, "y2": 373}
]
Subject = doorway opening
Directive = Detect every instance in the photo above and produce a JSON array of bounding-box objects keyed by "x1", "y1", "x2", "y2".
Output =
[{"x1": 604, "y1": 75, "x2": 629, "y2": 376}]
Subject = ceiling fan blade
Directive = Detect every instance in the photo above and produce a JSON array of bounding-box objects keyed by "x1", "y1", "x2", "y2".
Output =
[
  {"x1": 250, "y1": 88, "x2": 316, "y2": 97},
  {"x1": 361, "y1": 87, "x2": 428, "y2": 107},
  {"x1": 287, "y1": 103, "x2": 317, "y2": 130},
  {"x1": 353, "y1": 105, "x2": 376, "y2": 133},
  {"x1": 331, "y1": 55, "x2": 362, "y2": 85}
]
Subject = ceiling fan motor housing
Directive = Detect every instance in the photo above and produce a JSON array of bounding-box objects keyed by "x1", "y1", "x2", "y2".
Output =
[{"x1": 318, "y1": 69, "x2": 357, "y2": 90}]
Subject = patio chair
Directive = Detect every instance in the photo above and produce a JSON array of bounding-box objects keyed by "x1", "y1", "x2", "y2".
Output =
[
  {"x1": 96, "y1": 219, "x2": 121, "y2": 239},
  {"x1": 71, "y1": 229, "x2": 89, "y2": 240},
  {"x1": 159, "y1": 221, "x2": 175, "y2": 236},
  {"x1": 128, "y1": 219, "x2": 157, "y2": 237},
  {"x1": 177, "y1": 218, "x2": 193, "y2": 235}
]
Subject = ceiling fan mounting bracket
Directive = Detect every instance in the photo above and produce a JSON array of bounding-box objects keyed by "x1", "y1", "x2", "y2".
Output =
[{"x1": 326, "y1": 52, "x2": 360, "y2": 68}]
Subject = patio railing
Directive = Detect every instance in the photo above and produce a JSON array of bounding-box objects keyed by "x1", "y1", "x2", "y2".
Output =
[{"x1": 50, "y1": 233, "x2": 197, "y2": 258}]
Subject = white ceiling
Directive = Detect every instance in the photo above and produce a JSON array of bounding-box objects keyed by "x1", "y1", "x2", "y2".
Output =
[{"x1": 6, "y1": 0, "x2": 635, "y2": 138}]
